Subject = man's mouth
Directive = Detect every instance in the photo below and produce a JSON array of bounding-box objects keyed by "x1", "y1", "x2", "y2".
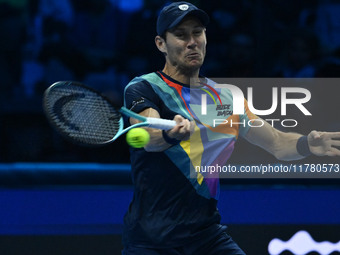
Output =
[{"x1": 186, "y1": 52, "x2": 200, "y2": 58}]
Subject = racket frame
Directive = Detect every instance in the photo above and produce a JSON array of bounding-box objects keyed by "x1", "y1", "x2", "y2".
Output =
[{"x1": 43, "y1": 81, "x2": 177, "y2": 146}]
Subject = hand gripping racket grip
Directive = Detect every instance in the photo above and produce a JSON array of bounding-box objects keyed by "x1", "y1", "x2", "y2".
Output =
[{"x1": 146, "y1": 118, "x2": 176, "y2": 130}]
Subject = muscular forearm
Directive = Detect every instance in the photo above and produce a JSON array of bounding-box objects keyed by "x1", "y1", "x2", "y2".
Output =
[
  {"x1": 245, "y1": 120, "x2": 305, "y2": 161},
  {"x1": 270, "y1": 131, "x2": 305, "y2": 161},
  {"x1": 246, "y1": 119, "x2": 340, "y2": 160}
]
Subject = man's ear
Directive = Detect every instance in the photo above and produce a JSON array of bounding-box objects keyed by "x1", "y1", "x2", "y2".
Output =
[{"x1": 155, "y1": 35, "x2": 167, "y2": 56}]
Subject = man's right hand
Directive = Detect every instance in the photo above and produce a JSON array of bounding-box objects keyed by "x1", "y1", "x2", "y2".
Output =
[{"x1": 165, "y1": 115, "x2": 193, "y2": 142}]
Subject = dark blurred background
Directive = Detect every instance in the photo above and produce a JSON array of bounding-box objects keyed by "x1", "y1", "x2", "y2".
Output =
[{"x1": 1, "y1": 0, "x2": 340, "y2": 163}]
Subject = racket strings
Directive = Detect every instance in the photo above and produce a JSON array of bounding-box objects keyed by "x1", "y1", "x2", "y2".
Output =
[{"x1": 45, "y1": 85, "x2": 121, "y2": 145}]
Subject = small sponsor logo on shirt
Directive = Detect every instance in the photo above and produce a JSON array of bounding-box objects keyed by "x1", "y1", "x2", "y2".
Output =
[{"x1": 130, "y1": 97, "x2": 145, "y2": 110}]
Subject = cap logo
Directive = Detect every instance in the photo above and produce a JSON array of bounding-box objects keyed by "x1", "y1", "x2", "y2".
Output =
[{"x1": 178, "y1": 4, "x2": 189, "y2": 11}]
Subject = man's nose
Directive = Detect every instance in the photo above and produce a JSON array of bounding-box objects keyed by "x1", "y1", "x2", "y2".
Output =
[{"x1": 187, "y1": 35, "x2": 198, "y2": 48}]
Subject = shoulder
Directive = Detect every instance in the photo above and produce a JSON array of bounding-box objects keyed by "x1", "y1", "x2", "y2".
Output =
[
  {"x1": 124, "y1": 73, "x2": 163, "y2": 112},
  {"x1": 124, "y1": 72, "x2": 161, "y2": 93}
]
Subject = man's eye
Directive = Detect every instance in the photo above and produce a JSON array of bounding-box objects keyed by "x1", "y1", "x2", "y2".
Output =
[
  {"x1": 194, "y1": 30, "x2": 202, "y2": 35},
  {"x1": 175, "y1": 33, "x2": 184, "y2": 38}
]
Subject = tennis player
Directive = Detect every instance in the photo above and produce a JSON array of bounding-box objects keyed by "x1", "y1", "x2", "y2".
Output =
[{"x1": 122, "y1": 2, "x2": 340, "y2": 254}]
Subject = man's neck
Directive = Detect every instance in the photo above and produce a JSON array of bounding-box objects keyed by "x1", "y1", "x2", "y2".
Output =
[{"x1": 162, "y1": 65, "x2": 201, "y2": 87}]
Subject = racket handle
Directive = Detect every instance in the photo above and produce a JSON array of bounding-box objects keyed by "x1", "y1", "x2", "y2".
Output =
[{"x1": 146, "y1": 117, "x2": 176, "y2": 130}]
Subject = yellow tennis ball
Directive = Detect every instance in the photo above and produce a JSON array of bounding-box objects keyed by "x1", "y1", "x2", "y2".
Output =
[{"x1": 126, "y1": 128, "x2": 150, "y2": 148}]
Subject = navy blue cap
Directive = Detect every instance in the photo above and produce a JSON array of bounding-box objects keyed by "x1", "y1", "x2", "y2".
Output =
[{"x1": 157, "y1": 1, "x2": 209, "y2": 36}]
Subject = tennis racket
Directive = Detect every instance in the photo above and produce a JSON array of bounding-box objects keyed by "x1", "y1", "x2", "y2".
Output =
[{"x1": 43, "y1": 81, "x2": 176, "y2": 146}]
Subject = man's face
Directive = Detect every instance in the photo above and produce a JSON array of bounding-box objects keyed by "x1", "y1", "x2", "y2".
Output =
[{"x1": 164, "y1": 17, "x2": 207, "y2": 73}]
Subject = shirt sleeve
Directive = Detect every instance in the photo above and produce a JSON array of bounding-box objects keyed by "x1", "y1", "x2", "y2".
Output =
[{"x1": 124, "y1": 80, "x2": 161, "y2": 114}]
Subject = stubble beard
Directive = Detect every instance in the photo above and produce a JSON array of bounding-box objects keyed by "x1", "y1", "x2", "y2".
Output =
[{"x1": 170, "y1": 56, "x2": 204, "y2": 77}]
